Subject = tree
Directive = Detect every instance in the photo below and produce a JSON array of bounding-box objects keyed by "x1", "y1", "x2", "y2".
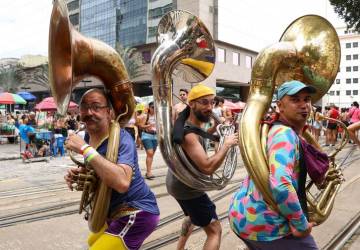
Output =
[
  {"x1": 17, "y1": 64, "x2": 50, "y2": 91},
  {"x1": 330, "y1": 0, "x2": 360, "y2": 32},
  {"x1": 115, "y1": 42, "x2": 146, "y2": 80},
  {"x1": 0, "y1": 65, "x2": 22, "y2": 93}
]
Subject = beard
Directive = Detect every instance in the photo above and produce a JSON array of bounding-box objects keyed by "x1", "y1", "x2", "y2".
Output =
[{"x1": 194, "y1": 109, "x2": 211, "y2": 123}]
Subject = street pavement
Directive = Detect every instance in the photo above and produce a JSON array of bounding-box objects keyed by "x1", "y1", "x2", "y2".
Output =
[{"x1": 0, "y1": 142, "x2": 360, "y2": 249}]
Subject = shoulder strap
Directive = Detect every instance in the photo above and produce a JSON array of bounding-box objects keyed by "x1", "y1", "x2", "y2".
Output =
[
  {"x1": 183, "y1": 125, "x2": 220, "y2": 142},
  {"x1": 297, "y1": 139, "x2": 309, "y2": 220}
]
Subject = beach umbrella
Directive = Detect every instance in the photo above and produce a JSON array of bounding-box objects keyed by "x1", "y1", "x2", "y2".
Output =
[
  {"x1": 35, "y1": 97, "x2": 78, "y2": 111},
  {"x1": 17, "y1": 91, "x2": 37, "y2": 101},
  {"x1": 0, "y1": 92, "x2": 27, "y2": 104},
  {"x1": 223, "y1": 100, "x2": 246, "y2": 113}
]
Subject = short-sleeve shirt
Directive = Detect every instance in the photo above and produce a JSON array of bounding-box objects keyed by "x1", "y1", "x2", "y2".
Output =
[
  {"x1": 349, "y1": 107, "x2": 360, "y2": 123},
  {"x1": 18, "y1": 124, "x2": 35, "y2": 144},
  {"x1": 228, "y1": 124, "x2": 308, "y2": 241},
  {"x1": 328, "y1": 108, "x2": 339, "y2": 124},
  {"x1": 88, "y1": 129, "x2": 159, "y2": 216}
]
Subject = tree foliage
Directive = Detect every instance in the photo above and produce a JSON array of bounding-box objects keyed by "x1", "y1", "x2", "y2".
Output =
[
  {"x1": 0, "y1": 63, "x2": 50, "y2": 93},
  {"x1": 17, "y1": 64, "x2": 50, "y2": 90},
  {"x1": 115, "y1": 42, "x2": 146, "y2": 80},
  {"x1": 330, "y1": 0, "x2": 360, "y2": 32},
  {"x1": 0, "y1": 65, "x2": 22, "y2": 93}
]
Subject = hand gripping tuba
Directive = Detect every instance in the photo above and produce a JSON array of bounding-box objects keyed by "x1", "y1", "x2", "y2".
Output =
[
  {"x1": 49, "y1": 0, "x2": 134, "y2": 232},
  {"x1": 151, "y1": 10, "x2": 237, "y2": 191},
  {"x1": 239, "y1": 15, "x2": 343, "y2": 224}
]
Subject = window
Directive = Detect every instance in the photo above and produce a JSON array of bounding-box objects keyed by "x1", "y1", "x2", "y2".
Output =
[
  {"x1": 336, "y1": 90, "x2": 340, "y2": 96},
  {"x1": 329, "y1": 91, "x2": 335, "y2": 96},
  {"x1": 67, "y1": 0, "x2": 79, "y2": 11},
  {"x1": 346, "y1": 66, "x2": 351, "y2": 72},
  {"x1": 69, "y1": 13, "x2": 79, "y2": 26},
  {"x1": 353, "y1": 66, "x2": 358, "y2": 71},
  {"x1": 354, "y1": 78, "x2": 359, "y2": 84},
  {"x1": 354, "y1": 54, "x2": 359, "y2": 60},
  {"x1": 217, "y1": 48, "x2": 226, "y2": 63},
  {"x1": 232, "y1": 52, "x2": 240, "y2": 65},
  {"x1": 353, "y1": 42, "x2": 359, "y2": 48},
  {"x1": 354, "y1": 90, "x2": 359, "y2": 95},
  {"x1": 346, "y1": 55, "x2": 351, "y2": 60},
  {"x1": 245, "y1": 55, "x2": 252, "y2": 68},
  {"x1": 148, "y1": 26, "x2": 157, "y2": 38},
  {"x1": 346, "y1": 90, "x2": 351, "y2": 95},
  {"x1": 346, "y1": 78, "x2": 351, "y2": 84},
  {"x1": 336, "y1": 79, "x2": 340, "y2": 84},
  {"x1": 142, "y1": 50, "x2": 151, "y2": 64},
  {"x1": 346, "y1": 43, "x2": 351, "y2": 48}
]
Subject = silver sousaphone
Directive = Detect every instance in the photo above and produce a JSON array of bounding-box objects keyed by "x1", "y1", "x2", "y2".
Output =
[{"x1": 151, "y1": 10, "x2": 237, "y2": 191}]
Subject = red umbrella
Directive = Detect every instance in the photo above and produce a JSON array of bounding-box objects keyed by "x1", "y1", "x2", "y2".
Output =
[
  {"x1": 0, "y1": 92, "x2": 27, "y2": 104},
  {"x1": 35, "y1": 97, "x2": 78, "y2": 111},
  {"x1": 223, "y1": 100, "x2": 246, "y2": 113}
]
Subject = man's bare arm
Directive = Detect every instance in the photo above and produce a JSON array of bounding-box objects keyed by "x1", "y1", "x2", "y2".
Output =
[
  {"x1": 88, "y1": 156, "x2": 133, "y2": 193},
  {"x1": 181, "y1": 133, "x2": 237, "y2": 175}
]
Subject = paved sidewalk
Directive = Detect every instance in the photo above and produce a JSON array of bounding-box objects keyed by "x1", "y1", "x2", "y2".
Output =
[
  {"x1": 0, "y1": 143, "x2": 21, "y2": 160},
  {"x1": 0, "y1": 142, "x2": 165, "y2": 170}
]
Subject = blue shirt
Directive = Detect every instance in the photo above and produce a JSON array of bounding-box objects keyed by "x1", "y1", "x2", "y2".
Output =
[
  {"x1": 18, "y1": 124, "x2": 35, "y2": 144},
  {"x1": 87, "y1": 129, "x2": 159, "y2": 215}
]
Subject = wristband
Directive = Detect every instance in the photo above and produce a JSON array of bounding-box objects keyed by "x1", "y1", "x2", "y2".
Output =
[
  {"x1": 80, "y1": 144, "x2": 90, "y2": 154},
  {"x1": 86, "y1": 151, "x2": 99, "y2": 163},
  {"x1": 83, "y1": 146, "x2": 99, "y2": 163},
  {"x1": 83, "y1": 146, "x2": 92, "y2": 156}
]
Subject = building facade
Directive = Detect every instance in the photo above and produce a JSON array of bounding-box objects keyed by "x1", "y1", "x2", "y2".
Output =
[
  {"x1": 66, "y1": 0, "x2": 80, "y2": 30},
  {"x1": 77, "y1": 0, "x2": 257, "y2": 101},
  {"x1": 326, "y1": 27, "x2": 360, "y2": 108}
]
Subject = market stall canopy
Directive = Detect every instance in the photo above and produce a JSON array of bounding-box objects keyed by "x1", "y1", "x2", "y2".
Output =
[
  {"x1": 223, "y1": 99, "x2": 246, "y2": 113},
  {"x1": 17, "y1": 91, "x2": 37, "y2": 101},
  {"x1": 35, "y1": 97, "x2": 78, "y2": 111},
  {"x1": 0, "y1": 92, "x2": 27, "y2": 104}
]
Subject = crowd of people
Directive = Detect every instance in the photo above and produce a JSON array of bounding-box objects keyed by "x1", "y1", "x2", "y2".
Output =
[
  {"x1": 1, "y1": 83, "x2": 359, "y2": 249},
  {"x1": 306, "y1": 101, "x2": 360, "y2": 147}
]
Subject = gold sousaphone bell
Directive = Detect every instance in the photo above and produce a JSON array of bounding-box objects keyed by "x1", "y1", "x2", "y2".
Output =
[
  {"x1": 239, "y1": 15, "x2": 344, "y2": 225},
  {"x1": 49, "y1": 0, "x2": 135, "y2": 233}
]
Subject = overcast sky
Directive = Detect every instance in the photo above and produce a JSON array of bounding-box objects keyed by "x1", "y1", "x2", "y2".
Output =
[{"x1": 0, "y1": 0, "x2": 346, "y2": 59}]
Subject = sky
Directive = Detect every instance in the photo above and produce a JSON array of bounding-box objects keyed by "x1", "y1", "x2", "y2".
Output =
[
  {"x1": 0, "y1": 0, "x2": 347, "y2": 59},
  {"x1": 218, "y1": 0, "x2": 346, "y2": 52}
]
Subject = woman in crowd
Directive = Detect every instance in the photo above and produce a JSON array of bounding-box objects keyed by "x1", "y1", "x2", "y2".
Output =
[{"x1": 140, "y1": 102, "x2": 157, "y2": 180}]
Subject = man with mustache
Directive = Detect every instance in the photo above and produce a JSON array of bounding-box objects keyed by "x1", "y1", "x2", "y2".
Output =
[
  {"x1": 64, "y1": 88, "x2": 159, "y2": 250},
  {"x1": 168, "y1": 84, "x2": 238, "y2": 250},
  {"x1": 229, "y1": 80, "x2": 319, "y2": 249}
]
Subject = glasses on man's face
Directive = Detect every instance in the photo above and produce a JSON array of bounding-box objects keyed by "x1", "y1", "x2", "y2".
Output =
[
  {"x1": 196, "y1": 98, "x2": 215, "y2": 106},
  {"x1": 180, "y1": 94, "x2": 187, "y2": 97},
  {"x1": 80, "y1": 103, "x2": 108, "y2": 113}
]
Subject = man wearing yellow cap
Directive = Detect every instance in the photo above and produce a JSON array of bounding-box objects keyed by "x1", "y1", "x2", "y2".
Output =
[{"x1": 168, "y1": 84, "x2": 238, "y2": 250}]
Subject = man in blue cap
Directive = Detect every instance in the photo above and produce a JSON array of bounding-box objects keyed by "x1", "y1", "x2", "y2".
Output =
[{"x1": 229, "y1": 80, "x2": 319, "y2": 249}]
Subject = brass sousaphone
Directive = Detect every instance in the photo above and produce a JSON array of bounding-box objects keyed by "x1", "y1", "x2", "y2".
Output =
[
  {"x1": 239, "y1": 15, "x2": 347, "y2": 224},
  {"x1": 49, "y1": 0, "x2": 134, "y2": 233}
]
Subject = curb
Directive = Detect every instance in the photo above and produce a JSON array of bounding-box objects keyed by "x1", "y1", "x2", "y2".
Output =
[{"x1": 0, "y1": 156, "x2": 21, "y2": 161}]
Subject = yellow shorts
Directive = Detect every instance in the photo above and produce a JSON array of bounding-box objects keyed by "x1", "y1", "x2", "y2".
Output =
[{"x1": 88, "y1": 224, "x2": 127, "y2": 250}]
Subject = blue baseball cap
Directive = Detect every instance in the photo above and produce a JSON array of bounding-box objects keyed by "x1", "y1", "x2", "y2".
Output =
[{"x1": 276, "y1": 80, "x2": 316, "y2": 100}]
